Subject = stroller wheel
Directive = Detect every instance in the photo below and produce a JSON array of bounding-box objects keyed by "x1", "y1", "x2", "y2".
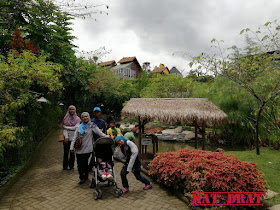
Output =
[
  {"x1": 97, "y1": 190, "x2": 102, "y2": 199},
  {"x1": 94, "y1": 190, "x2": 102, "y2": 200},
  {"x1": 114, "y1": 189, "x2": 119, "y2": 198},
  {"x1": 114, "y1": 188, "x2": 122, "y2": 198},
  {"x1": 90, "y1": 179, "x2": 96, "y2": 188}
]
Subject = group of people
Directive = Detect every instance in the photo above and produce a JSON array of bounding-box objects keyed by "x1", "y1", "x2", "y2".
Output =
[{"x1": 62, "y1": 105, "x2": 152, "y2": 194}]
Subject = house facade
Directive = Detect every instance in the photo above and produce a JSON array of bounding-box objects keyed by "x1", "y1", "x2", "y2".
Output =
[
  {"x1": 170, "y1": 66, "x2": 182, "y2": 77},
  {"x1": 111, "y1": 57, "x2": 141, "y2": 79},
  {"x1": 152, "y1": 64, "x2": 170, "y2": 75}
]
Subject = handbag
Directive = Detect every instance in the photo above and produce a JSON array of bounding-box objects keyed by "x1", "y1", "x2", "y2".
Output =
[
  {"x1": 58, "y1": 134, "x2": 65, "y2": 142},
  {"x1": 74, "y1": 133, "x2": 84, "y2": 149}
]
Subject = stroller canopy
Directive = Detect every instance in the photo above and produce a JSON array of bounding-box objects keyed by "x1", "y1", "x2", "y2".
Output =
[
  {"x1": 93, "y1": 137, "x2": 115, "y2": 163},
  {"x1": 95, "y1": 137, "x2": 114, "y2": 145}
]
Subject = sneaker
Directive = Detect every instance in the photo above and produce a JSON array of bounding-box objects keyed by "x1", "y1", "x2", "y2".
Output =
[
  {"x1": 62, "y1": 168, "x2": 68, "y2": 171},
  {"x1": 143, "y1": 183, "x2": 152, "y2": 190},
  {"x1": 79, "y1": 179, "x2": 86, "y2": 184},
  {"x1": 121, "y1": 187, "x2": 129, "y2": 194},
  {"x1": 68, "y1": 167, "x2": 74, "y2": 171}
]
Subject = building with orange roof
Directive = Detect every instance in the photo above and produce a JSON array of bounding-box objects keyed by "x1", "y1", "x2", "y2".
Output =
[
  {"x1": 111, "y1": 56, "x2": 142, "y2": 79},
  {"x1": 99, "y1": 60, "x2": 117, "y2": 68}
]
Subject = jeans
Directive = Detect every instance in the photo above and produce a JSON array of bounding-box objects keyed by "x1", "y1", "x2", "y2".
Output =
[
  {"x1": 120, "y1": 165, "x2": 150, "y2": 188},
  {"x1": 63, "y1": 141, "x2": 75, "y2": 169},
  {"x1": 76, "y1": 153, "x2": 91, "y2": 180}
]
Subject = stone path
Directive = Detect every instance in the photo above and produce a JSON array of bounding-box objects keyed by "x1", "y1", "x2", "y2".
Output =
[{"x1": 0, "y1": 130, "x2": 187, "y2": 210}]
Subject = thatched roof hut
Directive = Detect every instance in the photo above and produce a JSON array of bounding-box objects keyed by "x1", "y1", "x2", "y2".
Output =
[{"x1": 122, "y1": 98, "x2": 227, "y2": 126}]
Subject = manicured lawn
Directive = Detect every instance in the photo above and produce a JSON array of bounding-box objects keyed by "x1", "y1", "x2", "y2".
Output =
[
  {"x1": 226, "y1": 147, "x2": 280, "y2": 207},
  {"x1": 226, "y1": 147, "x2": 280, "y2": 193}
]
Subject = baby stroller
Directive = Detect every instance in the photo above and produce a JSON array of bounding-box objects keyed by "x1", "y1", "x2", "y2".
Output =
[{"x1": 90, "y1": 137, "x2": 122, "y2": 200}]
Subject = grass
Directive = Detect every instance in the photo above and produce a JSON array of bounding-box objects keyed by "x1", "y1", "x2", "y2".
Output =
[{"x1": 225, "y1": 147, "x2": 280, "y2": 207}]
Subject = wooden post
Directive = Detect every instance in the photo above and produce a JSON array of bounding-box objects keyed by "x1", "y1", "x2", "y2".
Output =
[
  {"x1": 156, "y1": 136, "x2": 158, "y2": 153},
  {"x1": 153, "y1": 141, "x2": 155, "y2": 155},
  {"x1": 142, "y1": 125, "x2": 146, "y2": 158},
  {"x1": 138, "y1": 116, "x2": 142, "y2": 157},
  {"x1": 195, "y1": 124, "x2": 198, "y2": 149},
  {"x1": 202, "y1": 122, "x2": 206, "y2": 150}
]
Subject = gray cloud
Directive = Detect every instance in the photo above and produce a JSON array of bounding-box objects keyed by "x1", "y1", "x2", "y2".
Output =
[{"x1": 71, "y1": 0, "x2": 280, "y2": 73}]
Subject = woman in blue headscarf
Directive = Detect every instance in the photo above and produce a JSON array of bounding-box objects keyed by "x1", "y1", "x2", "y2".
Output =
[
  {"x1": 70, "y1": 112, "x2": 107, "y2": 184},
  {"x1": 115, "y1": 136, "x2": 152, "y2": 194}
]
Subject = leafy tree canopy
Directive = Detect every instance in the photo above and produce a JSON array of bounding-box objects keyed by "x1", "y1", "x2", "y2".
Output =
[
  {"x1": 0, "y1": 51, "x2": 62, "y2": 156},
  {"x1": 191, "y1": 21, "x2": 280, "y2": 154}
]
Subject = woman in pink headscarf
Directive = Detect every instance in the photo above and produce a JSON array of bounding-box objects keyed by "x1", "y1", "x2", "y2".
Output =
[{"x1": 62, "y1": 105, "x2": 81, "y2": 170}]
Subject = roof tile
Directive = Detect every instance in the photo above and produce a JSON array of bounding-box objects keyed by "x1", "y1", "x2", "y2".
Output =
[
  {"x1": 118, "y1": 57, "x2": 136, "y2": 63},
  {"x1": 99, "y1": 60, "x2": 116, "y2": 66}
]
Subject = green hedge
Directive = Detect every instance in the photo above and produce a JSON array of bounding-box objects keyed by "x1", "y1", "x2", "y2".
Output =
[{"x1": 0, "y1": 104, "x2": 63, "y2": 186}]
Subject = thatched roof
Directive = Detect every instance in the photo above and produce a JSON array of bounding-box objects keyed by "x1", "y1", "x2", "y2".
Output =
[{"x1": 122, "y1": 98, "x2": 228, "y2": 126}]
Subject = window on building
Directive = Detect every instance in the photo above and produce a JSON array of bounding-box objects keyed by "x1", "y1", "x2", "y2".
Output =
[{"x1": 131, "y1": 70, "x2": 136, "y2": 78}]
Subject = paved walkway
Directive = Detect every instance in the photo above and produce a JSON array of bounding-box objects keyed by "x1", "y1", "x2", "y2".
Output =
[{"x1": 0, "y1": 130, "x2": 187, "y2": 210}]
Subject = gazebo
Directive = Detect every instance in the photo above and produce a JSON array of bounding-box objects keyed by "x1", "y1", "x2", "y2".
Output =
[{"x1": 121, "y1": 98, "x2": 228, "y2": 154}]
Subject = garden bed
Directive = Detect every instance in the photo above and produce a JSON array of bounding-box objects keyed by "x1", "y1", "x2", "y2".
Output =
[{"x1": 148, "y1": 148, "x2": 267, "y2": 205}]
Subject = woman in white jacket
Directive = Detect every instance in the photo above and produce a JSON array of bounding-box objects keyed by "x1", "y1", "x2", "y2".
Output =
[{"x1": 62, "y1": 105, "x2": 80, "y2": 171}]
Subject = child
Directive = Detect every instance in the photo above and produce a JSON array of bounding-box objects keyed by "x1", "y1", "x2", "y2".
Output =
[
  {"x1": 115, "y1": 136, "x2": 152, "y2": 194},
  {"x1": 97, "y1": 158, "x2": 113, "y2": 180},
  {"x1": 107, "y1": 121, "x2": 121, "y2": 140}
]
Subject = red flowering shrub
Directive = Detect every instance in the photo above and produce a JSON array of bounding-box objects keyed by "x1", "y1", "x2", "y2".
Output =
[
  {"x1": 10, "y1": 29, "x2": 38, "y2": 55},
  {"x1": 145, "y1": 127, "x2": 163, "y2": 133},
  {"x1": 148, "y1": 148, "x2": 267, "y2": 204}
]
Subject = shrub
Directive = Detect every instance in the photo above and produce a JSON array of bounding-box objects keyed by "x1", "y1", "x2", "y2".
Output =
[{"x1": 148, "y1": 148, "x2": 267, "y2": 204}]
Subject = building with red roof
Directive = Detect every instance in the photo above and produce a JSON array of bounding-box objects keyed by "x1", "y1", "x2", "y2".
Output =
[
  {"x1": 99, "y1": 60, "x2": 117, "y2": 68},
  {"x1": 111, "y1": 57, "x2": 141, "y2": 79},
  {"x1": 99, "y1": 57, "x2": 142, "y2": 79}
]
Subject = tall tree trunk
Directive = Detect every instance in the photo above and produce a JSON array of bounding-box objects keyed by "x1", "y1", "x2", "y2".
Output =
[{"x1": 255, "y1": 102, "x2": 266, "y2": 155}]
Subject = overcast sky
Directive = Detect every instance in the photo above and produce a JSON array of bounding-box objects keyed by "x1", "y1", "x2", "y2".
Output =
[{"x1": 71, "y1": 0, "x2": 280, "y2": 74}]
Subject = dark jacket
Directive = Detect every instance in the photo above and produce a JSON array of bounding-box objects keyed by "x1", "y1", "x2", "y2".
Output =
[{"x1": 91, "y1": 118, "x2": 107, "y2": 140}]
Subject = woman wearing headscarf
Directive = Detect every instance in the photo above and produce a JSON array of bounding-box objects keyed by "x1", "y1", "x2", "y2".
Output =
[
  {"x1": 70, "y1": 112, "x2": 107, "y2": 184},
  {"x1": 62, "y1": 105, "x2": 81, "y2": 170}
]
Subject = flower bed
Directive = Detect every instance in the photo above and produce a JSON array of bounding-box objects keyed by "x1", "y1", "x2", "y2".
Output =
[
  {"x1": 148, "y1": 148, "x2": 267, "y2": 204},
  {"x1": 132, "y1": 126, "x2": 163, "y2": 134},
  {"x1": 144, "y1": 127, "x2": 163, "y2": 134}
]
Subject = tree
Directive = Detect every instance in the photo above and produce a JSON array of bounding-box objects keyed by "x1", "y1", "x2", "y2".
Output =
[
  {"x1": 142, "y1": 62, "x2": 151, "y2": 72},
  {"x1": 78, "y1": 47, "x2": 112, "y2": 65},
  {"x1": 141, "y1": 75, "x2": 193, "y2": 98},
  {"x1": 191, "y1": 21, "x2": 280, "y2": 155},
  {"x1": 0, "y1": 51, "x2": 62, "y2": 156},
  {"x1": 134, "y1": 71, "x2": 152, "y2": 96},
  {"x1": 0, "y1": 0, "x2": 75, "y2": 66},
  {"x1": 88, "y1": 68, "x2": 138, "y2": 113}
]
